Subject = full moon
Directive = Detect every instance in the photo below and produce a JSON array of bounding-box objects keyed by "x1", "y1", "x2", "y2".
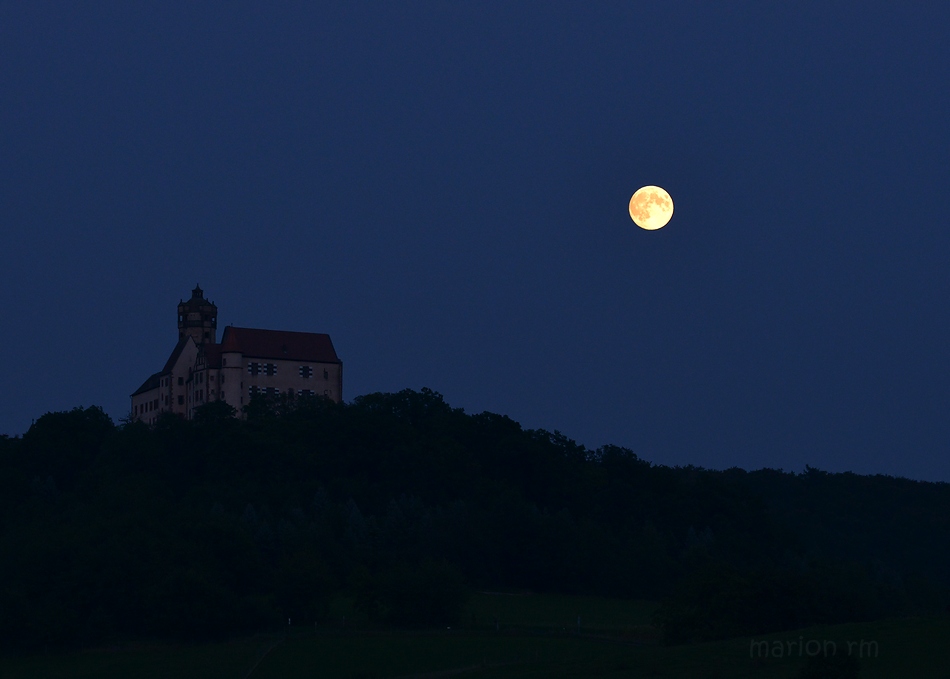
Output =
[{"x1": 628, "y1": 185, "x2": 673, "y2": 230}]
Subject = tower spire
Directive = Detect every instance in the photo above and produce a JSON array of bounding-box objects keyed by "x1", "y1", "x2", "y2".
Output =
[{"x1": 178, "y1": 286, "x2": 217, "y2": 344}]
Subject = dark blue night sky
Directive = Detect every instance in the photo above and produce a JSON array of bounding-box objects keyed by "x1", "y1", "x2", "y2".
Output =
[{"x1": 2, "y1": 3, "x2": 949, "y2": 481}]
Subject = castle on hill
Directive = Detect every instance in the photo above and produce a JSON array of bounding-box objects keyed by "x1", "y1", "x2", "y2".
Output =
[{"x1": 131, "y1": 286, "x2": 342, "y2": 424}]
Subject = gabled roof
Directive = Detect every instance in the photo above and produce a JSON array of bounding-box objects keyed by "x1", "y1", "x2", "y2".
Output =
[
  {"x1": 219, "y1": 326, "x2": 341, "y2": 363},
  {"x1": 161, "y1": 336, "x2": 193, "y2": 374},
  {"x1": 131, "y1": 371, "x2": 162, "y2": 397}
]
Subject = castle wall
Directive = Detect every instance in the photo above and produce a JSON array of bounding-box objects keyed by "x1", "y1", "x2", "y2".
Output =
[
  {"x1": 131, "y1": 386, "x2": 161, "y2": 425},
  {"x1": 242, "y1": 357, "x2": 341, "y2": 401},
  {"x1": 187, "y1": 355, "x2": 341, "y2": 419}
]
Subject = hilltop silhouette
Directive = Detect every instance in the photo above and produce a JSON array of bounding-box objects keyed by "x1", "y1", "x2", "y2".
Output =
[{"x1": 0, "y1": 389, "x2": 947, "y2": 651}]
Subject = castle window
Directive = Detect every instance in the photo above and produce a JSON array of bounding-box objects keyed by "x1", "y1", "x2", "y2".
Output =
[
  {"x1": 178, "y1": 395, "x2": 184, "y2": 405},
  {"x1": 324, "y1": 369, "x2": 329, "y2": 380},
  {"x1": 221, "y1": 375, "x2": 225, "y2": 384},
  {"x1": 249, "y1": 386, "x2": 283, "y2": 398},
  {"x1": 298, "y1": 389, "x2": 315, "y2": 397},
  {"x1": 223, "y1": 358, "x2": 227, "y2": 366},
  {"x1": 251, "y1": 362, "x2": 276, "y2": 376},
  {"x1": 299, "y1": 366, "x2": 312, "y2": 378},
  {"x1": 178, "y1": 377, "x2": 184, "y2": 386}
]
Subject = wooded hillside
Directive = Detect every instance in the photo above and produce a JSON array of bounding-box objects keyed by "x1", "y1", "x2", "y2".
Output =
[{"x1": 1, "y1": 389, "x2": 947, "y2": 650}]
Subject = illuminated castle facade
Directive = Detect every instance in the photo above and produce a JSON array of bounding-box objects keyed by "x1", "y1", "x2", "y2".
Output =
[{"x1": 131, "y1": 286, "x2": 342, "y2": 424}]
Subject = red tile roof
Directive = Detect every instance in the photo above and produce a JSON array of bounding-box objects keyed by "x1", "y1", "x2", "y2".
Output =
[{"x1": 218, "y1": 326, "x2": 341, "y2": 363}]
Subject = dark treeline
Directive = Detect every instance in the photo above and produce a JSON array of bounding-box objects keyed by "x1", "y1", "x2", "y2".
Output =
[{"x1": 0, "y1": 389, "x2": 947, "y2": 650}]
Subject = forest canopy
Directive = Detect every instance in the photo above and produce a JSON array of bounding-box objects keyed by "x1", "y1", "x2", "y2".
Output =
[{"x1": 0, "y1": 390, "x2": 947, "y2": 650}]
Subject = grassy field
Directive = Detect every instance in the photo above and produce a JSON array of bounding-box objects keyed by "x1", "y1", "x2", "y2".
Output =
[{"x1": 2, "y1": 593, "x2": 948, "y2": 678}]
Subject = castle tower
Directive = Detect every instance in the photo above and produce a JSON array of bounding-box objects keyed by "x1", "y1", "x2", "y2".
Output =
[{"x1": 177, "y1": 285, "x2": 218, "y2": 345}]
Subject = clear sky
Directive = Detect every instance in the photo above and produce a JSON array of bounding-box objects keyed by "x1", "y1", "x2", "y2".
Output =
[{"x1": 2, "y1": 3, "x2": 949, "y2": 481}]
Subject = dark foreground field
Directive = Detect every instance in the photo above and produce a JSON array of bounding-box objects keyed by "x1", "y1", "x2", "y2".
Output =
[{"x1": 2, "y1": 593, "x2": 948, "y2": 679}]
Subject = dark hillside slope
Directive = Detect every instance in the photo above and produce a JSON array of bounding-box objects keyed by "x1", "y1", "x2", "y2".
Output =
[
  {"x1": 742, "y1": 466, "x2": 950, "y2": 589},
  {"x1": 0, "y1": 390, "x2": 947, "y2": 651}
]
